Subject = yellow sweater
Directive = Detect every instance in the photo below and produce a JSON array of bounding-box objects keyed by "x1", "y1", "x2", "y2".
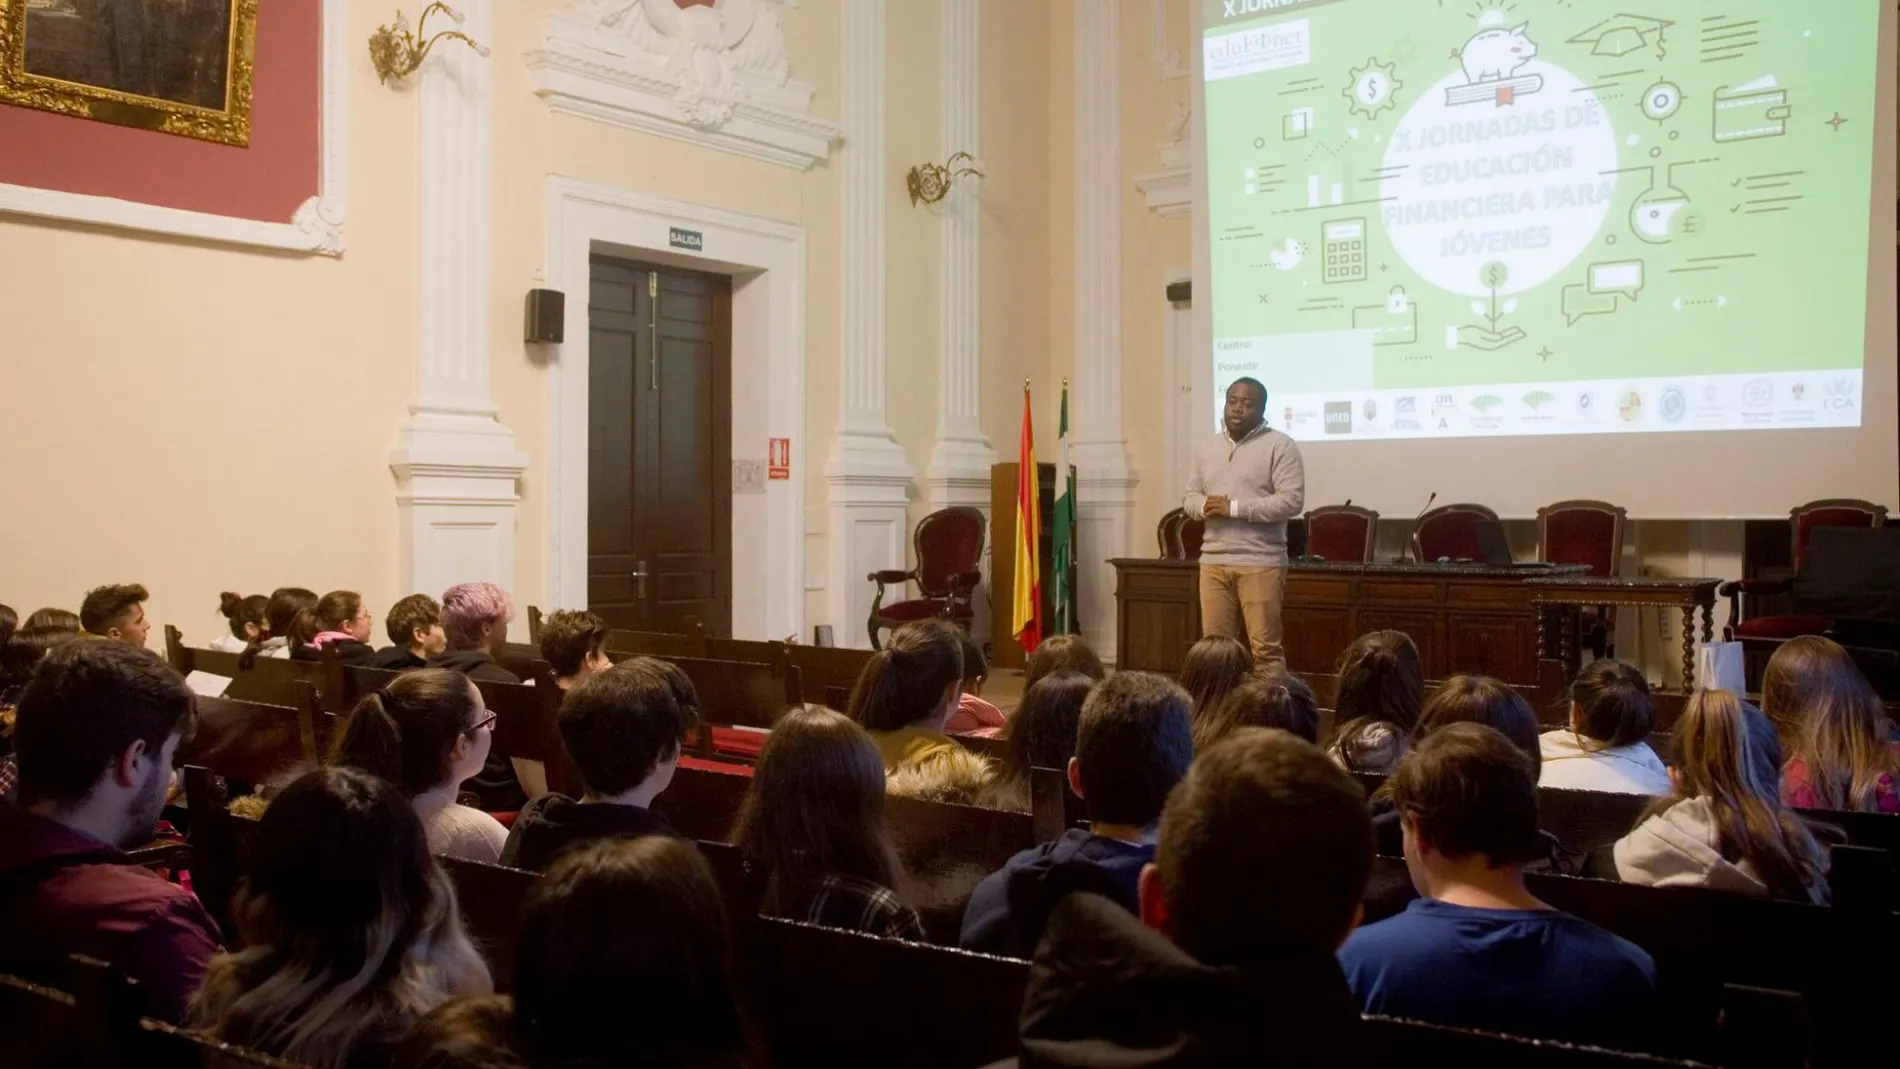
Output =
[{"x1": 870, "y1": 726, "x2": 960, "y2": 774}]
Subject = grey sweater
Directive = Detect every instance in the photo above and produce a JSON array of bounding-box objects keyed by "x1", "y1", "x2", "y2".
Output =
[{"x1": 1182, "y1": 425, "x2": 1306, "y2": 566}]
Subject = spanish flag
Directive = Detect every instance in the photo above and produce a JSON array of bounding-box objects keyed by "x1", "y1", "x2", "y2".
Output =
[{"x1": 1013, "y1": 382, "x2": 1043, "y2": 651}]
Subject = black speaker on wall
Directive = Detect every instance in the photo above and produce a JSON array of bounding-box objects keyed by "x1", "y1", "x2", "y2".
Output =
[{"x1": 525, "y1": 288, "x2": 565, "y2": 344}]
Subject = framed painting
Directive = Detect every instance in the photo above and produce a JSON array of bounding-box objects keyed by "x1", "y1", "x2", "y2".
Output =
[{"x1": 0, "y1": 0, "x2": 256, "y2": 147}]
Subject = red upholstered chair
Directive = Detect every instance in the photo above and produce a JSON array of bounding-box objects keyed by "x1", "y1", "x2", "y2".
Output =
[
  {"x1": 1157, "y1": 508, "x2": 1206, "y2": 561},
  {"x1": 1413, "y1": 503, "x2": 1499, "y2": 563},
  {"x1": 867, "y1": 506, "x2": 986, "y2": 649},
  {"x1": 1537, "y1": 500, "x2": 1628, "y2": 659},
  {"x1": 1721, "y1": 499, "x2": 1889, "y2": 647},
  {"x1": 1304, "y1": 504, "x2": 1380, "y2": 563}
]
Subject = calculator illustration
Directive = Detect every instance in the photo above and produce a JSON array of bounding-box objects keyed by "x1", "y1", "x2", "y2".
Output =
[{"x1": 1322, "y1": 218, "x2": 1367, "y2": 284}]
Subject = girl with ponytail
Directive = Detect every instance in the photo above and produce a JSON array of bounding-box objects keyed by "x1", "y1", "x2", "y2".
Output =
[
  {"x1": 846, "y1": 619, "x2": 993, "y2": 803},
  {"x1": 210, "y1": 593, "x2": 269, "y2": 654},
  {"x1": 329, "y1": 668, "x2": 509, "y2": 863},
  {"x1": 288, "y1": 590, "x2": 378, "y2": 666},
  {"x1": 239, "y1": 587, "x2": 317, "y2": 668}
]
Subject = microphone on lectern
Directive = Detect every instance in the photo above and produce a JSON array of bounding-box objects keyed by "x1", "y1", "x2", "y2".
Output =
[{"x1": 1405, "y1": 491, "x2": 1437, "y2": 563}]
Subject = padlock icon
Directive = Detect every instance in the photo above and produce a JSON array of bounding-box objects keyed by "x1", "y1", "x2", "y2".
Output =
[{"x1": 1386, "y1": 286, "x2": 1409, "y2": 314}]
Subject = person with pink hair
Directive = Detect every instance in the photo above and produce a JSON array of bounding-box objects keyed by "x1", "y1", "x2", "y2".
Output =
[
  {"x1": 427, "y1": 583, "x2": 519, "y2": 685},
  {"x1": 427, "y1": 582, "x2": 527, "y2": 812}
]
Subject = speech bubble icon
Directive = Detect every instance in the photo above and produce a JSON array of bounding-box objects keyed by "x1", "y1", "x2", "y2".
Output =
[
  {"x1": 1562, "y1": 283, "x2": 1621, "y2": 326},
  {"x1": 1589, "y1": 261, "x2": 1645, "y2": 301}
]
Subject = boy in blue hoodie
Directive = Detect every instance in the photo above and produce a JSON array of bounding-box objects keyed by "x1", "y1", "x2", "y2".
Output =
[{"x1": 959, "y1": 672, "x2": 1193, "y2": 958}]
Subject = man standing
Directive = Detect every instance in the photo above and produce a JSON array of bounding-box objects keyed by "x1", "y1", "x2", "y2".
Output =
[{"x1": 1183, "y1": 378, "x2": 1305, "y2": 665}]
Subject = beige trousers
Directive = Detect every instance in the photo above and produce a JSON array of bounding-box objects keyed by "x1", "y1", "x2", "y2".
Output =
[{"x1": 1198, "y1": 563, "x2": 1287, "y2": 666}]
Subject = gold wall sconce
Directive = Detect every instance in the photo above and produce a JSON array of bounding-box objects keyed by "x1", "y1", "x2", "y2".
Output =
[
  {"x1": 370, "y1": 2, "x2": 491, "y2": 86},
  {"x1": 906, "y1": 152, "x2": 984, "y2": 207}
]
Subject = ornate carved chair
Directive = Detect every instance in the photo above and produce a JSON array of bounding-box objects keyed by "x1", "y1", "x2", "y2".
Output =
[
  {"x1": 1721, "y1": 499, "x2": 1889, "y2": 650},
  {"x1": 867, "y1": 506, "x2": 986, "y2": 649},
  {"x1": 1413, "y1": 503, "x2": 1500, "y2": 563},
  {"x1": 1157, "y1": 508, "x2": 1207, "y2": 561},
  {"x1": 1537, "y1": 500, "x2": 1628, "y2": 660},
  {"x1": 1303, "y1": 503, "x2": 1380, "y2": 563}
]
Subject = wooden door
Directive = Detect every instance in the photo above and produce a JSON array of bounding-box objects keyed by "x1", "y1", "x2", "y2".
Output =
[{"x1": 587, "y1": 258, "x2": 732, "y2": 636}]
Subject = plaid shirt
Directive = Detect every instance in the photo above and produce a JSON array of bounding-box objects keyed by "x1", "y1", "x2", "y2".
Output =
[{"x1": 800, "y1": 873, "x2": 926, "y2": 942}]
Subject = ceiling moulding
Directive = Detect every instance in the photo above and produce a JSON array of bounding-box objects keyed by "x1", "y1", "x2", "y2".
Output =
[{"x1": 526, "y1": 0, "x2": 841, "y2": 171}]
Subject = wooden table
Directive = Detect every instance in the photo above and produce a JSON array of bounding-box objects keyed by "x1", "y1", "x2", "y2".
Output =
[
  {"x1": 1112, "y1": 558, "x2": 1588, "y2": 686},
  {"x1": 1525, "y1": 574, "x2": 1720, "y2": 687}
]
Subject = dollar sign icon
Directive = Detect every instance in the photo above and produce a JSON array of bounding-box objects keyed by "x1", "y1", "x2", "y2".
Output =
[{"x1": 1363, "y1": 75, "x2": 1381, "y2": 102}]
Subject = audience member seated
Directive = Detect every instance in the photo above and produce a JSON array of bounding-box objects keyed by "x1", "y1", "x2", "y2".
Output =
[
  {"x1": 190, "y1": 766, "x2": 492, "y2": 1069},
  {"x1": 429, "y1": 583, "x2": 521, "y2": 684},
  {"x1": 733, "y1": 707, "x2": 926, "y2": 940},
  {"x1": 23, "y1": 606, "x2": 82, "y2": 633},
  {"x1": 287, "y1": 590, "x2": 378, "y2": 666},
  {"x1": 242, "y1": 587, "x2": 318, "y2": 666},
  {"x1": 211, "y1": 592, "x2": 269, "y2": 654},
  {"x1": 0, "y1": 625, "x2": 83, "y2": 804},
  {"x1": 1022, "y1": 633, "x2": 1106, "y2": 690},
  {"x1": 976, "y1": 669, "x2": 1095, "y2": 813},
  {"x1": 1538, "y1": 660, "x2": 1670, "y2": 795},
  {"x1": 402, "y1": 837, "x2": 752, "y2": 1069},
  {"x1": 1191, "y1": 666, "x2": 1320, "y2": 750},
  {"x1": 430, "y1": 583, "x2": 527, "y2": 810},
  {"x1": 1002, "y1": 729, "x2": 1372, "y2": 1066},
  {"x1": 502, "y1": 660, "x2": 689, "y2": 871},
  {"x1": 1180, "y1": 633, "x2": 1252, "y2": 730},
  {"x1": 330, "y1": 668, "x2": 510, "y2": 863},
  {"x1": 0, "y1": 642, "x2": 219, "y2": 1022},
  {"x1": 372, "y1": 594, "x2": 447, "y2": 670},
  {"x1": 0, "y1": 603, "x2": 12, "y2": 651},
  {"x1": 1375, "y1": 672, "x2": 1580, "y2": 881},
  {"x1": 946, "y1": 631, "x2": 1006, "y2": 734},
  {"x1": 1765, "y1": 635, "x2": 1900, "y2": 813},
  {"x1": 961, "y1": 672, "x2": 1192, "y2": 957},
  {"x1": 536, "y1": 609, "x2": 613, "y2": 691},
  {"x1": 849, "y1": 619, "x2": 993, "y2": 803},
  {"x1": 1340, "y1": 722, "x2": 1662, "y2": 1052},
  {"x1": 1327, "y1": 630, "x2": 1424, "y2": 774},
  {"x1": 80, "y1": 583, "x2": 151, "y2": 647},
  {"x1": 1611, "y1": 689, "x2": 1829, "y2": 902}
]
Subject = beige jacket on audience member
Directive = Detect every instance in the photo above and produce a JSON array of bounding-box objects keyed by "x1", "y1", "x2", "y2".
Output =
[
  {"x1": 1538, "y1": 730, "x2": 1672, "y2": 795},
  {"x1": 1611, "y1": 796, "x2": 1770, "y2": 896}
]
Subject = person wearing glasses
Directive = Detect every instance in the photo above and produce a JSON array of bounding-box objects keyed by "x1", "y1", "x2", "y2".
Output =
[
  {"x1": 329, "y1": 668, "x2": 507, "y2": 863},
  {"x1": 288, "y1": 590, "x2": 379, "y2": 666}
]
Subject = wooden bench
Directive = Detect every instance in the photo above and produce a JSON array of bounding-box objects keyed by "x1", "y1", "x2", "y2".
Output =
[
  {"x1": 164, "y1": 625, "x2": 336, "y2": 710},
  {"x1": 179, "y1": 693, "x2": 319, "y2": 787}
]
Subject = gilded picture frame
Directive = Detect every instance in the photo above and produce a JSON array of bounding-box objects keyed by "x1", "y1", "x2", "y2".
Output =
[{"x1": 0, "y1": 0, "x2": 257, "y2": 147}]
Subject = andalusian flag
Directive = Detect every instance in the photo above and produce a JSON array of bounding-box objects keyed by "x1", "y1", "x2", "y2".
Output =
[
  {"x1": 1051, "y1": 381, "x2": 1077, "y2": 636},
  {"x1": 1013, "y1": 383, "x2": 1043, "y2": 651}
]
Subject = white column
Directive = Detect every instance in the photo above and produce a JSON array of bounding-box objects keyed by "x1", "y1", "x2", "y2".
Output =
[
  {"x1": 826, "y1": 0, "x2": 913, "y2": 648},
  {"x1": 924, "y1": 0, "x2": 997, "y2": 641},
  {"x1": 388, "y1": 0, "x2": 528, "y2": 600},
  {"x1": 924, "y1": 0, "x2": 994, "y2": 511},
  {"x1": 1072, "y1": 0, "x2": 1137, "y2": 661}
]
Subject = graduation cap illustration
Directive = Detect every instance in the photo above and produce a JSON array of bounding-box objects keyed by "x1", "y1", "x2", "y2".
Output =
[{"x1": 1567, "y1": 14, "x2": 1674, "y2": 58}]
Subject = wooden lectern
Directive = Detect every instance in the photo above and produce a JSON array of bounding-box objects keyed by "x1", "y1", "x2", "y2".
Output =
[{"x1": 990, "y1": 462, "x2": 1057, "y2": 671}]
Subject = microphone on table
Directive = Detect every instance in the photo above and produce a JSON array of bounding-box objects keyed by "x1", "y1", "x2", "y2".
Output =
[{"x1": 1405, "y1": 491, "x2": 1437, "y2": 563}]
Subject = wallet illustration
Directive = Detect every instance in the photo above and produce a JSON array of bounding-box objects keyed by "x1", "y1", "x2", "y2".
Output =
[
  {"x1": 1713, "y1": 76, "x2": 1791, "y2": 143},
  {"x1": 1352, "y1": 287, "x2": 1419, "y2": 346}
]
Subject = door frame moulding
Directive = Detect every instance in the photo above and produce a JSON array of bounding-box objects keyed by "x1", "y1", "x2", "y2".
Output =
[
  {"x1": 543, "y1": 176, "x2": 806, "y2": 640},
  {"x1": 0, "y1": 0, "x2": 349, "y2": 255}
]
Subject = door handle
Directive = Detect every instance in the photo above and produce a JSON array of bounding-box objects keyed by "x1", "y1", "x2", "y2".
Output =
[{"x1": 632, "y1": 562, "x2": 649, "y2": 601}]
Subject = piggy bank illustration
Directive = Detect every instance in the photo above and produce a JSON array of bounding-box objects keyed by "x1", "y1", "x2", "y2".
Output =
[{"x1": 1461, "y1": 24, "x2": 1537, "y2": 83}]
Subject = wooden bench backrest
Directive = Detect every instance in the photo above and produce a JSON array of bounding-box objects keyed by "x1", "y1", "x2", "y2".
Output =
[
  {"x1": 1362, "y1": 1014, "x2": 1711, "y2": 1068},
  {"x1": 438, "y1": 856, "x2": 540, "y2": 990},
  {"x1": 653, "y1": 762, "x2": 754, "y2": 843},
  {"x1": 472, "y1": 672, "x2": 585, "y2": 798},
  {"x1": 699, "y1": 639, "x2": 876, "y2": 705},
  {"x1": 606, "y1": 628, "x2": 707, "y2": 659},
  {"x1": 180, "y1": 694, "x2": 317, "y2": 787},
  {"x1": 886, "y1": 794, "x2": 1035, "y2": 941},
  {"x1": 748, "y1": 915, "x2": 1027, "y2": 1069},
  {"x1": 182, "y1": 767, "x2": 264, "y2": 945},
  {"x1": 166, "y1": 626, "x2": 336, "y2": 710},
  {"x1": 644, "y1": 655, "x2": 803, "y2": 732}
]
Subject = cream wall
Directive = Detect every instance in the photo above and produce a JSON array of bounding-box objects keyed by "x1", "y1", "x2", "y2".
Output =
[
  {"x1": 0, "y1": 0, "x2": 1067, "y2": 650},
  {"x1": 0, "y1": 0, "x2": 419, "y2": 646}
]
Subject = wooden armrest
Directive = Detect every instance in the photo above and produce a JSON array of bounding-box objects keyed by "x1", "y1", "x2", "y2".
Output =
[
  {"x1": 869, "y1": 569, "x2": 914, "y2": 585},
  {"x1": 1719, "y1": 577, "x2": 1791, "y2": 598},
  {"x1": 124, "y1": 840, "x2": 193, "y2": 871}
]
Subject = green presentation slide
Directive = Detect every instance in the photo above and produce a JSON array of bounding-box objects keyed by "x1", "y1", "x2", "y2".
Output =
[{"x1": 1201, "y1": 0, "x2": 1878, "y2": 440}]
